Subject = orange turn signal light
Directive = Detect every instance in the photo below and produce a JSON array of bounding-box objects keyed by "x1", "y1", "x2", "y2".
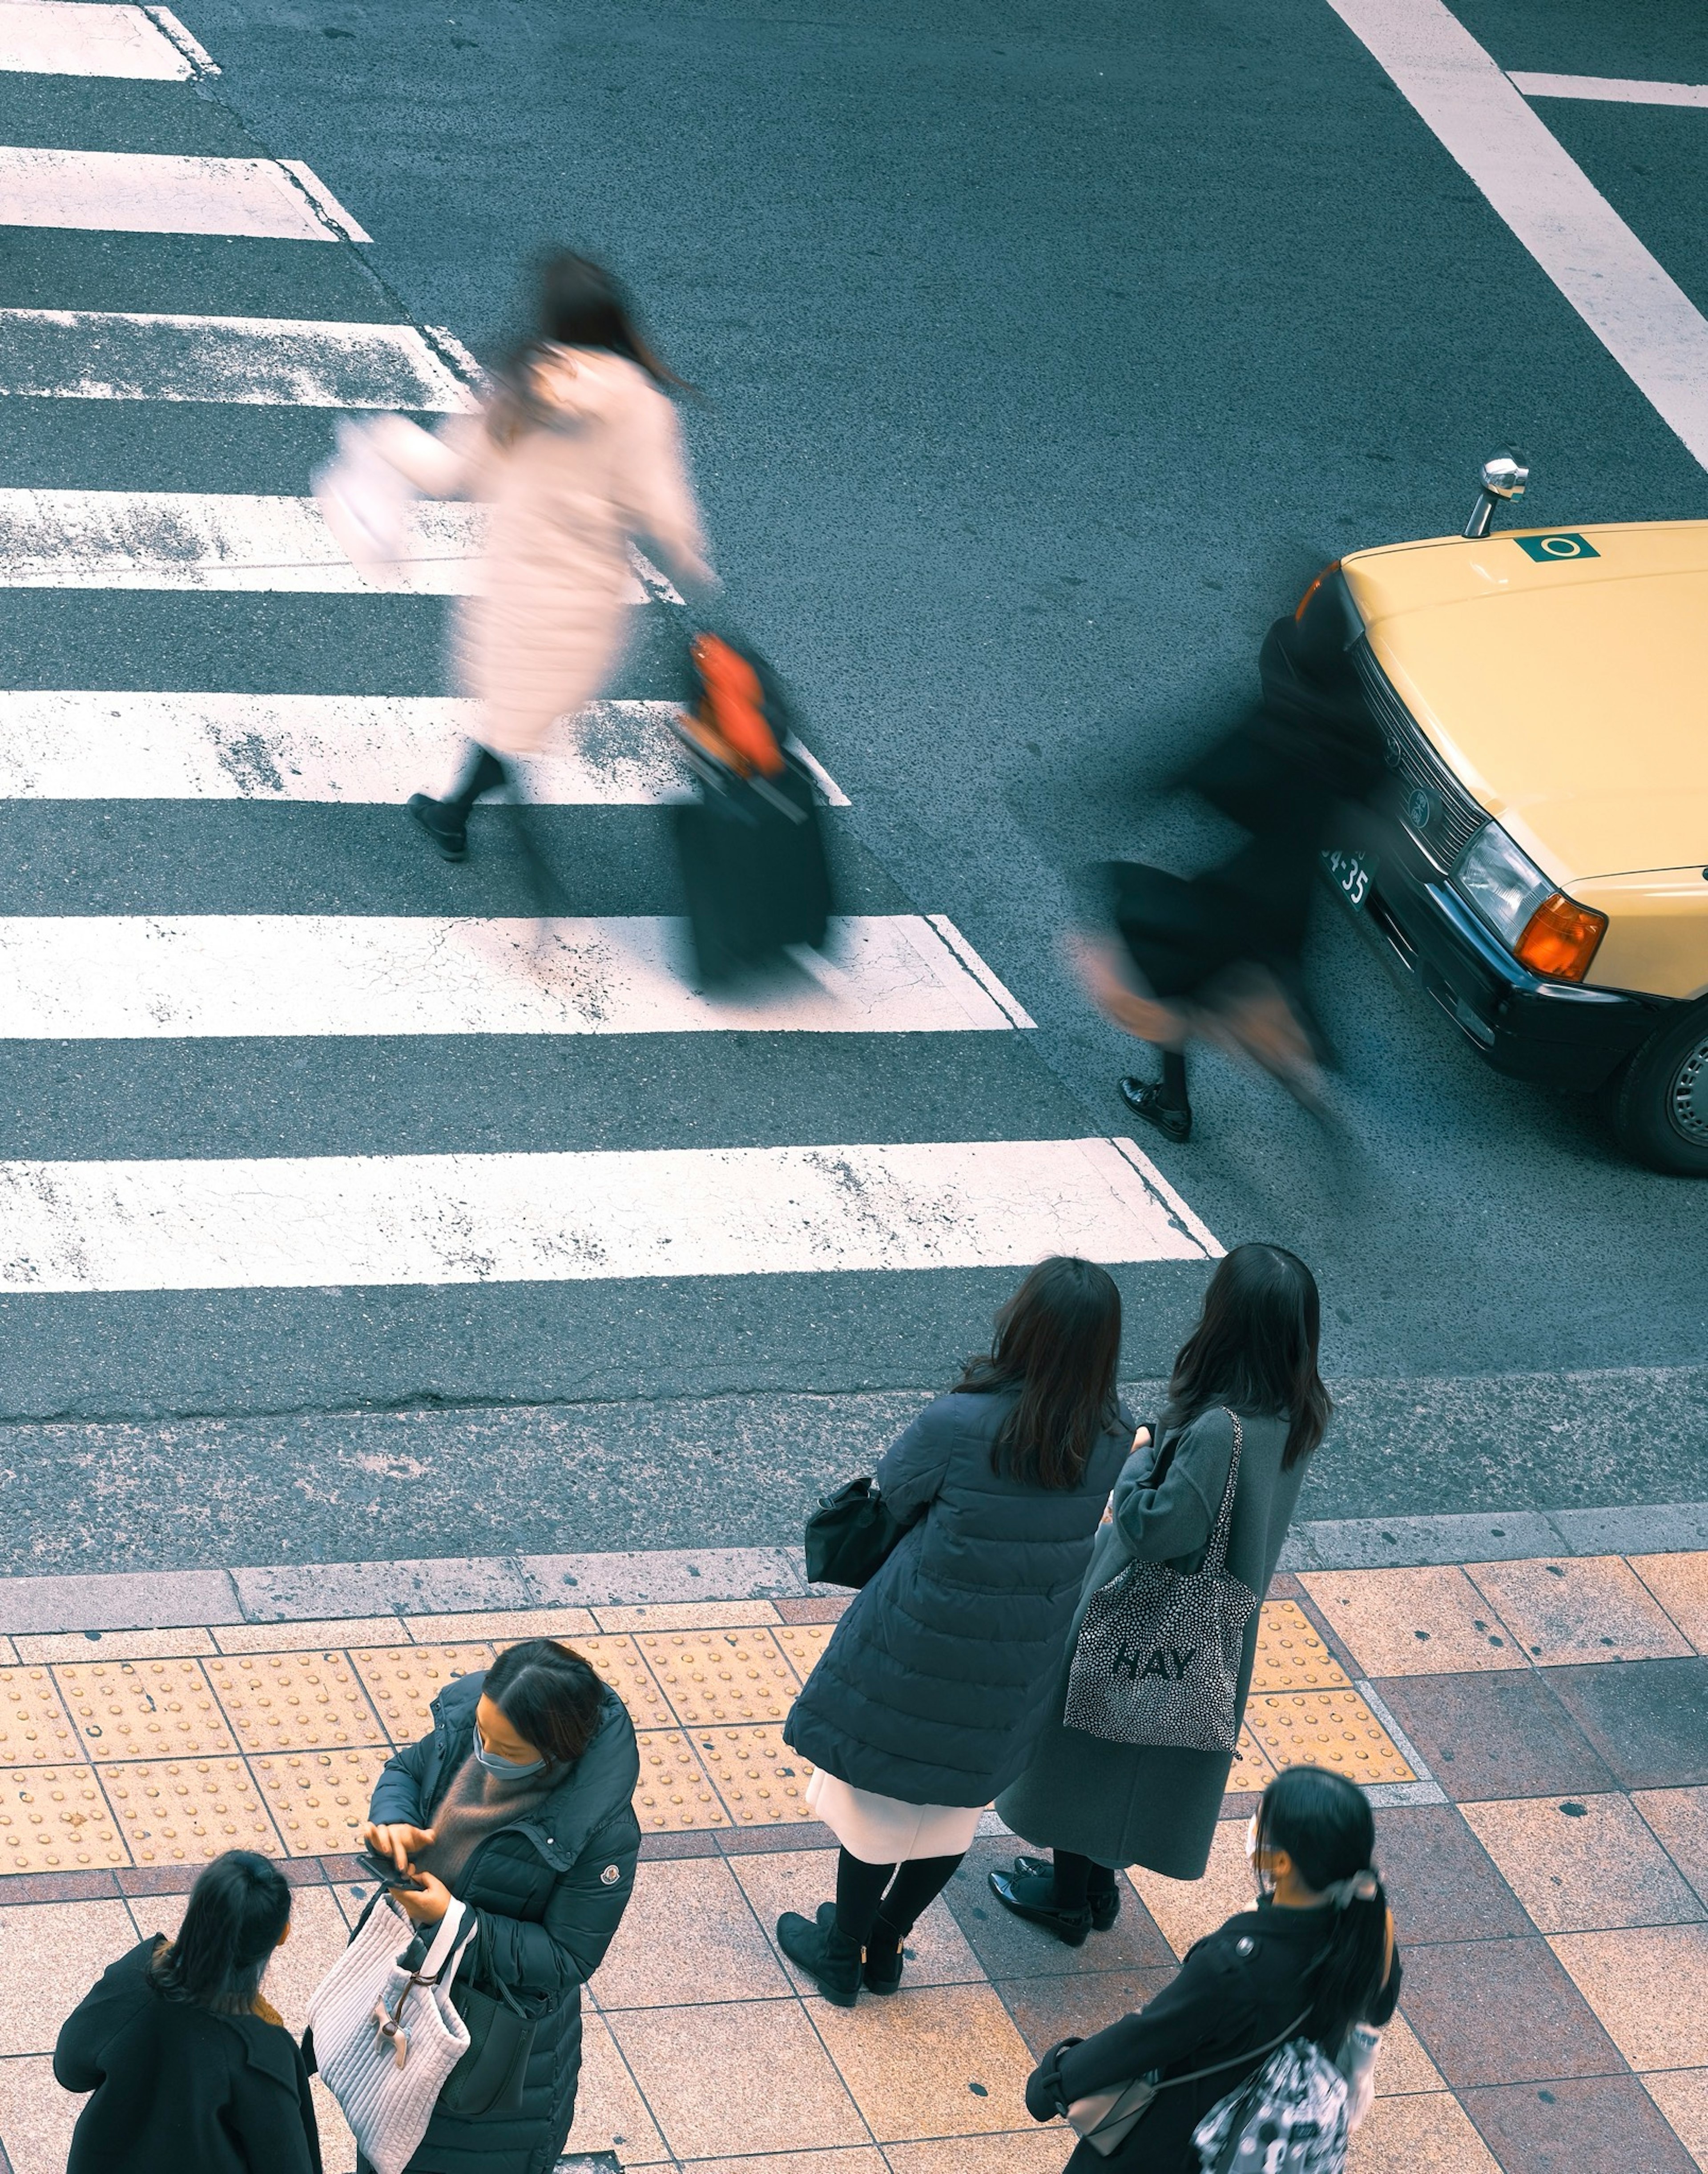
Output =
[
  {"x1": 1293, "y1": 560, "x2": 1341, "y2": 623},
  {"x1": 1514, "y1": 892, "x2": 1607, "y2": 983}
]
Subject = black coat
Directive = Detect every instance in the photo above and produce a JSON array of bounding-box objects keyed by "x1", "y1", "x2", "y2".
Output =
[
  {"x1": 1028, "y1": 1901, "x2": 1402, "y2": 2173},
  {"x1": 358, "y1": 1669, "x2": 640, "y2": 2174},
  {"x1": 784, "y1": 1388, "x2": 1132, "y2": 1805},
  {"x1": 56, "y1": 1936, "x2": 322, "y2": 2174}
]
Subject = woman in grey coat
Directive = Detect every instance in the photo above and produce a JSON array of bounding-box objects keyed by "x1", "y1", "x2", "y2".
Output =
[
  {"x1": 779, "y1": 1257, "x2": 1135, "y2": 2004},
  {"x1": 991, "y1": 1243, "x2": 1329, "y2": 1941}
]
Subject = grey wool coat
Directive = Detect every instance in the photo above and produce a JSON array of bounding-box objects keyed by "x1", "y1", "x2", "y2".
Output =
[
  {"x1": 995, "y1": 1402, "x2": 1306, "y2": 1878},
  {"x1": 783, "y1": 1388, "x2": 1132, "y2": 1808}
]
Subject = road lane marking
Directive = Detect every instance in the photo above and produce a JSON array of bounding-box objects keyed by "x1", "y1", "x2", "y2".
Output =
[
  {"x1": 0, "y1": 146, "x2": 370, "y2": 241},
  {"x1": 0, "y1": 914, "x2": 1019, "y2": 1037},
  {"x1": 1509, "y1": 73, "x2": 1708, "y2": 110},
  {"x1": 0, "y1": 310, "x2": 474, "y2": 408},
  {"x1": 1325, "y1": 0, "x2": 1708, "y2": 470},
  {"x1": 0, "y1": 1136, "x2": 1217, "y2": 1292},
  {"x1": 0, "y1": 0, "x2": 199, "y2": 77}
]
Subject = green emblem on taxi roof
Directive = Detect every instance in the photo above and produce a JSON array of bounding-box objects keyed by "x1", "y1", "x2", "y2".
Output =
[{"x1": 1513, "y1": 532, "x2": 1599, "y2": 562}]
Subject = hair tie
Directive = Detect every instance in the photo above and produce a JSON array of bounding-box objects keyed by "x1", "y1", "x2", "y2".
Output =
[{"x1": 1326, "y1": 1869, "x2": 1379, "y2": 1908}]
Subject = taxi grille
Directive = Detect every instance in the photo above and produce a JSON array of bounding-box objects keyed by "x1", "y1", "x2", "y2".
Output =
[{"x1": 1351, "y1": 639, "x2": 1487, "y2": 870}]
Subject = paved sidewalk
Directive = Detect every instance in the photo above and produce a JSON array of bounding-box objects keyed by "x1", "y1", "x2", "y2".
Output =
[{"x1": 0, "y1": 1544, "x2": 1704, "y2": 2173}]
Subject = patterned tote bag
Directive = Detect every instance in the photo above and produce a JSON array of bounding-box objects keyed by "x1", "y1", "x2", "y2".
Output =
[{"x1": 1063, "y1": 1409, "x2": 1257, "y2": 1751}]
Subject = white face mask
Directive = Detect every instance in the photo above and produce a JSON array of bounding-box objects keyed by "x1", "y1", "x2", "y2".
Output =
[{"x1": 1245, "y1": 1813, "x2": 1260, "y2": 1867}]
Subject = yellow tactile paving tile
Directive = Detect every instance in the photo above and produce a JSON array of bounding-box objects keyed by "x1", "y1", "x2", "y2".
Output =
[
  {"x1": 0, "y1": 1765, "x2": 129, "y2": 1871},
  {"x1": 1250, "y1": 1600, "x2": 1350, "y2": 1692},
  {"x1": 631, "y1": 1728, "x2": 730, "y2": 1832},
  {"x1": 1228, "y1": 1725, "x2": 1276, "y2": 1792},
  {"x1": 252, "y1": 1747, "x2": 392, "y2": 1856},
  {"x1": 0, "y1": 1667, "x2": 80, "y2": 1767},
  {"x1": 638, "y1": 1627, "x2": 798, "y2": 1726},
  {"x1": 575, "y1": 1635, "x2": 675, "y2": 1731},
  {"x1": 98, "y1": 1757, "x2": 283, "y2": 1865},
  {"x1": 207, "y1": 1651, "x2": 387, "y2": 1753},
  {"x1": 56, "y1": 1657, "x2": 236, "y2": 1760},
  {"x1": 689, "y1": 1724, "x2": 817, "y2": 1824},
  {"x1": 774, "y1": 1621, "x2": 836, "y2": 1683},
  {"x1": 1245, "y1": 1688, "x2": 1415, "y2": 1785},
  {"x1": 348, "y1": 1644, "x2": 493, "y2": 1745}
]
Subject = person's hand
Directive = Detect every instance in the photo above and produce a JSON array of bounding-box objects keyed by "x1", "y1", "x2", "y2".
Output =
[
  {"x1": 360, "y1": 1820, "x2": 435, "y2": 1872},
  {"x1": 391, "y1": 1868, "x2": 453, "y2": 1928},
  {"x1": 1130, "y1": 1426, "x2": 1152, "y2": 1456}
]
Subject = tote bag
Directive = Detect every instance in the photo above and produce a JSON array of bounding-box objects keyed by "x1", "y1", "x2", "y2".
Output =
[
  {"x1": 1063, "y1": 1410, "x2": 1257, "y2": 1751},
  {"x1": 307, "y1": 1892, "x2": 477, "y2": 2174},
  {"x1": 804, "y1": 1476, "x2": 906, "y2": 1588}
]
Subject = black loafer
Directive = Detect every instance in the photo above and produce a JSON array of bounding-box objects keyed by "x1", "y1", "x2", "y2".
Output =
[
  {"x1": 408, "y1": 793, "x2": 468, "y2": 862},
  {"x1": 1120, "y1": 1076, "x2": 1192, "y2": 1143},
  {"x1": 1012, "y1": 1855, "x2": 1122, "y2": 1933},
  {"x1": 987, "y1": 1866, "x2": 1092, "y2": 1947}
]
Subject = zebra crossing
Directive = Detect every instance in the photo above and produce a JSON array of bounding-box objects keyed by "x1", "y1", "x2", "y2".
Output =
[{"x1": 0, "y1": 1, "x2": 1218, "y2": 1417}]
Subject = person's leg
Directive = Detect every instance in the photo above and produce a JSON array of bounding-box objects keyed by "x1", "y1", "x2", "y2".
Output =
[
  {"x1": 408, "y1": 742, "x2": 508, "y2": 861},
  {"x1": 777, "y1": 1848, "x2": 889, "y2": 2007},
  {"x1": 1050, "y1": 1849, "x2": 1094, "y2": 1912},
  {"x1": 1120, "y1": 1046, "x2": 1192, "y2": 1143},
  {"x1": 834, "y1": 1849, "x2": 897, "y2": 1945},
  {"x1": 861, "y1": 1852, "x2": 964, "y2": 1995}
]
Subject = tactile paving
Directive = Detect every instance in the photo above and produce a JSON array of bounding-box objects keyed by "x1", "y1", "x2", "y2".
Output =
[
  {"x1": 251, "y1": 1747, "x2": 391, "y2": 1855},
  {"x1": 773, "y1": 1622, "x2": 837, "y2": 1685},
  {"x1": 57, "y1": 1658, "x2": 236, "y2": 1759},
  {"x1": 632, "y1": 1729, "x2": 729, "y2": 1831},
  {"x1": 689, "y1": 1725, "x2": 817, "y2": 1824},
  {"x1": 349, "y1": 1645, "x2": 494, "y2": 1746},
  {"x1": 0, "y1": 1666, "x2": 81, "y2": 1766},
  {"x1": 1244, "y1": 1689, "x2": 1415, "y2": 1785},
  {"x1": 1228, "y1": 1726, "x2": 1276, "y2": 1792},
  {"x1": 0, "y1": 1764, "x2": 129, "y2": 1871},
  {"x1": 574, "y1": 1636, "x2": 674, "y2": 1731},
  {"x1": 637, "y1": 1628, "x2": 798, "y2": 1725},
  {"x1": 98, "y1": 1757, "x2": 283, "y2": 1864},
  {"x1": 208, "y1": 1651, "x2": 387, "y2": 1752},
  {"x1": 1249, "y1": 1601, "x2": 1350, "y2": 1693}
]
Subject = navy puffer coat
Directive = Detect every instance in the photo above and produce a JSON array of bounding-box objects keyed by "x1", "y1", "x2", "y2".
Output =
[
  {"x1": 784, "y1": 1388, "x2": 1132, "y2": 1806},
  {"x1": 355, "y1": 1670, "x2": 639, "y2": 2174}
]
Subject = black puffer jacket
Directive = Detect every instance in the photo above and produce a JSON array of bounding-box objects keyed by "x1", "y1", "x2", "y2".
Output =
[
  {"x1": 784, "y1": 1388, "x2": 1131, "y2": 1805},
  {"x1": 356, "y1": 1670, "x2": 639, "y2": 2174}
]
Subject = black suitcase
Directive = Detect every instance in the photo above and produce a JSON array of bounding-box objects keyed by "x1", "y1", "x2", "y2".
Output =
[{"x1": 673, "y1": 749, "x2": 832, "y2": 982}]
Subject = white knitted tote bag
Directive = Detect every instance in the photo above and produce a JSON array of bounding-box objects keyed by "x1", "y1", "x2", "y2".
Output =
[{"x1": 307, "y1": 1893, "x2": 476, "y2": 2174}]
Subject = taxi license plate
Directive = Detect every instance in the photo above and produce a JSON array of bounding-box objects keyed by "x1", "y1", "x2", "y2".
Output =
[{"x1": 1323, "y1": 849, "x2": 1375, "y2": 910}]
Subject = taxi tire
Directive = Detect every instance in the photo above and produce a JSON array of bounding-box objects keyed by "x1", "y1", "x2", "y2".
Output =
[{"x1": 1609, "y1": 1000, "x2": 1708, "y2": 1177}]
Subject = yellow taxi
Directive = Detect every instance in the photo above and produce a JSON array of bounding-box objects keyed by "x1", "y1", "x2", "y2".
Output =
[{"x1": 1273, "y1": 456, "x2": 1708, "y2": 1174}]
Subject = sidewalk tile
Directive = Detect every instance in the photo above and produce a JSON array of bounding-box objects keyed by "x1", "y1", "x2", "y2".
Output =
[
  {"x1": 729, "y1": 1850, "x2": 987, "y2": 1993},
  {"x1": 1468, "y1": 1558, "x2": 1692, "y2": 1666},
  {"x1": 1642, "y1": 2070, "x2": 1708, "y2": 2167},
  {"x1": 596, "y1": 1601, "x2": 783, "y2": 1634},
  {"x1": 564, "y1": 2007, "x2": 671, "y2": 2165},
  {"x1": 98, "y1": 1757, "x2": 283, "y2": 1864},
  {"x1": 596, "y1": 1856, "x2": 793, "y2": 2007},
  {"x1": 689, "y1": 1725, "x2": 817, "y2": 1824},
  {"x1": 1547, "y1": 1661, "x2": 1708, "y2": 1789},
  {"x1": 1374, "y1": 2011, "x2": 1445, "y2": 2095},
  {"x1": 1370, "y1": 1804, "x2": 1531, "y2": 1942},
  {"x1": 1368, "y1": 1671, "x2": 1615, "y2": 1801},
  {"x1": 1122, "y1": 1818, "x2": 1254, "y2": 1960},
  {"x1": 996, "y1": 1965, "x2": 1173, "y2": 2053},
  {"x1": 808, "y1": 1981, "x2": 1032, "y2": 2140},
  {"x1": 206, "y1": 1651, "x2": 387, "y2": 1753},
  {"x1": 1298, "y1": 1568, "x2": 1521, "y2": 1675},
  {"x1": 884, "y1": 2136, "x2": 1067, "y2": 2174},
  {"x1": 251, "y1": 1748, "x2": 390, "y2": 1855},
  {"x1": 773, "y1": 1598, "x2": 851, "y2": 1626},
  {"x1": 608, "y1": 1999, "x2": 867, "y2": 2158},
  {"x1": 310, "y1": 2076, "x2": 359, "y2": 2174},
  {"x1": 1634, "y1": 1789, "x2": 1708, "y2": 1905},
  {"x1": 0, "y1": 1669, "x2": 80, "y2": 1766},
  {"x1": 0, "y1": 1767, "x2": 129, "y2": 1872},
  {"x1": 212, "y1": 1617, "x2": 405, "y2": 1654},
  {"x1": 1550, "y1": 1926, "x2": 1708, "y2": 2071},
  {"x1": 401, "y1": 1607, "x2": 598, "y2": 1643},
  {"x1": 0, "y1": 1899, "x2": 133, "y2": 2054},
  {"x1": 0, "y1": 2053, "x2": 81, "y2": 2174},
  {"x1": 17, "y1": 1628, "x2": 216, "y2": 1663},
  {"x1": 1244, "y1": 1688, "x2": 1414, "y2": 1784},
  {"x1": 1251, "y1": 1599, "x2": 1350, "y2": 1692},
  {"x1": 1347, "y1": 2089, "x2": 1499, "y2": 2170},
  {"x1": 1461, "y1": 1795, "x2": 1706, "y2": 1932},
  {"x1": 1463, "y1": 2075, "x2": 1697, "y2": 2174},
  {"x1": 944, "y1": 1840, "x2": 1174, "y2": 1978},
  {"x1": 56, "y1": 1658, "x2": 236, "y2": 1760},
  {"x1": 1399, "y1": 1936, "x2": 1625, "y2": 2086},
  {"x1": 687, "y1": 2153, "x2": 885, "y2": 2174},
  {"x1": 632, "y1": 1729, "x2": 730, "y2": 1832},
  {"x1": 348, "y1": 1643, "x2": 494, "y2": 1744},
  {"x1": 1631, "y1": 1556, "x2": 1708, "y2": 1655}
]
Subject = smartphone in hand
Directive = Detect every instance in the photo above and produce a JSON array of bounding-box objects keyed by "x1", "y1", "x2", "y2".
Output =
[{"x1": 355, "y1": 1847, "x2": 427, "y2": 1892}]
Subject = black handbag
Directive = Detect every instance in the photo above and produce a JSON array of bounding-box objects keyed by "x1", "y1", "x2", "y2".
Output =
[
  {"x1": 441, "y1": 1965, "x2": 545, "y2": 2119},
  {"x1": 804, "y1": 1476, "x2": 906, "y2": 1588}
]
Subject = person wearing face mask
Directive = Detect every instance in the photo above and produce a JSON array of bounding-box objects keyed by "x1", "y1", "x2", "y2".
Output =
[
  {"x1": 353, "y1": 1638, "x2": 639, "y2": 2174},
  {"x1": 1023, "y1": 1765, "x2": 1401, "y2": 2174}
]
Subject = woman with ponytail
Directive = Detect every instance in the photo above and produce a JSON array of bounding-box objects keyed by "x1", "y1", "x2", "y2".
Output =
[
  {"x1": 55, "y1": 1849, "x2": 320, "y2": 2173},
  {"x1": 1024, "y1": 1765, "x2": 1401, "y2": 2173}
]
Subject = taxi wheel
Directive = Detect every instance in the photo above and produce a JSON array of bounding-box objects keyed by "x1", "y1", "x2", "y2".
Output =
[{"x1": 1610, "y1": 1002, "x2": 1708, "y2": 1176}]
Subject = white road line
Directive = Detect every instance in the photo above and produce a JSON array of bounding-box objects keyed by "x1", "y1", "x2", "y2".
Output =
[
  {"x1": 0, "y1": 146, "x2": 370, "y2": 241},
  {"x1": 1325, "y1": 0, "x2": 1708, "y2": 470},
  {"x1": 924, "y1": 913, "x2": 1035, "y2": 1029},
  {"x1": 0, "y1": 0, "x2": 194, "y2": 77},
  {"x1": 0, "y1": 310, "x2": 474, "y2": 408},
  {"x1": 0, "y1": 1136, "x2": 1217, "y2": 1292},
  {"x1": 0, "y1": 692, "x2": 850, "y2": 806},
  {"x1": 1510, "y1": 72, "x2": 1708, "y2": 110},
  {"x1": 0, "y1": 914, "x2": 1019, "y2": 1037}
]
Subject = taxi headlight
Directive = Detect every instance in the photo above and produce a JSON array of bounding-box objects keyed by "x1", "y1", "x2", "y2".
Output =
[{"x1": 1454, "y1": 822, "x2": 1552, "y2": 946}]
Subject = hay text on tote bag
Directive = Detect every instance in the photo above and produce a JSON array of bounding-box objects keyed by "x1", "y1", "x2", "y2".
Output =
[
  {"x1": 307, "y1": 1891, "x2": 476, "y2": 2174},
  {"x1": 1063, "y1": 1409, "x2": 1257, "y2": 1751}
]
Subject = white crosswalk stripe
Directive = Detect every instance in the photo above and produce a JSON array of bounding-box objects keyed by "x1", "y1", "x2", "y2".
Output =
[
  {"x1": 0, "y1": 145, "x2": 369, "y2": 240},
  {"x1": 0, "y1": 1, "x2": 203, "y2": 79},
  {"x1": 0, "y1": 1138, "x2": 1218, "y2": 1293},
  {"x1": 0, "y1": 309, "x2": 475, "y2": 407},
  {"x1": 0, "y1": 913, "x2": 1027, "y2": 1036}
]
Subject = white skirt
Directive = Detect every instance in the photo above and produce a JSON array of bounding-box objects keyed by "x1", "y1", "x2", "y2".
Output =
[{"x1": 806, "y1": 1768, "x2": 985, "y2": 1863}]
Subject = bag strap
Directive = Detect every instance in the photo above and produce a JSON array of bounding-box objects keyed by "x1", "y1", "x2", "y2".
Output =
[
  {"x1": 1140, "y1": 2006, "x2": 1310, "y2": 2102},
  {"x1": 1202, "y1": 1409, "x2": 1244, "y2": 1573},
  {"x1": 414, "y1": 1898, "x2": 475, "y2": 1985}
]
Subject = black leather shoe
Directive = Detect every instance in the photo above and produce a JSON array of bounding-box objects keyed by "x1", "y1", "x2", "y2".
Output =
[
  {"x1": 1012, "y1": 1856, "x2": 1122, "y2": 1933},
  {"x1": 408, "y1": 793, "x2": 468, "y2": 862},
  {"x1": 778, "y1": 1906, "x2": 863, "y2": 2005},
  {"x1": 987, "y1": 1866, "x2": 1092, "y2": 1947},
  {"x1": 1120, "y1": 1076, "x2": 1192, "y2": 1143}
]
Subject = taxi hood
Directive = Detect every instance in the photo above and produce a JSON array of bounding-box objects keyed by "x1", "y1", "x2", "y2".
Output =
[{"x1": 1341, "y1": 521, "x2": 1708, "y2": 886}]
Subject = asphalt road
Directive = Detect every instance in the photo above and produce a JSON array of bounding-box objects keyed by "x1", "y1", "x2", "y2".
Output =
[{"x1": 0, "y1": 0, "x2": 1704, "y2": 1573}]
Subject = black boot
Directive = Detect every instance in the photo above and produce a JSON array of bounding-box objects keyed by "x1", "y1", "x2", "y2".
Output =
[
  {"x1": 862, "y1": 1909, "x2": 906, "y2": 1995},
  {"x1": 1120, "y1": 1076, "x2": 1192, "y2": 1143},
  {"x1": 408, "y1": 745, "x2": 507, "y2": 862},
  {"x1": 1013, "y1": 1855, "x2": 1122, "y2": 1933},
  {"x1": 777, "y1": 1906, "x2": 863, "y2": 2006},
  {"x1": 987, "y1": 1864, "x2": 1092, "y2": 1947}
]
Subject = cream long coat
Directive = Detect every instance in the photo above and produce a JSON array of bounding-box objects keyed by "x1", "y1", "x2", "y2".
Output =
[{"x1": 375, "y1": 346, "x2": 711, "y2": 755}]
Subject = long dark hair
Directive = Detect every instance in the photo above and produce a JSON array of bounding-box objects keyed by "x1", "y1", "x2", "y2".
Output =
[
  {"x1": 1254, "y1": 1765, "x2": 1391, "y2": 2051},
  {"x1": 490, "y1": 248, "x2": 687, "y2": 440},
  {"x1": 954, "y1": 1256, "x2": 1122, "y2": 1490},
  {"x1": 150, "y1": 1850, "x2": 290, "y2": 2017},
  {"x1": 1165, "y1": 1243, "x2": 1329, "y2": 1468},
  {"x1": 483, "y1": 1639, "x2": 605, "y2": 1766}
]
